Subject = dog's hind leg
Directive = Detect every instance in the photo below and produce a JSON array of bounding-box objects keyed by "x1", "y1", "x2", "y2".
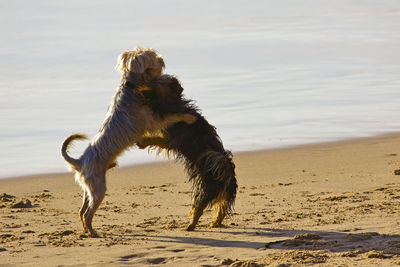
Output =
[
  {"x1": 186, "y1": 192, "x2": 210, "y2": 231},
  {"x1": 83, "y1": 177, "x2": 106, "y2": 237},
  {"x1": 211, "y1": 175, "x2": 238, "y2": 228},
  {"x1": 210, "y1": 192, "x2": 228, "y2": 228},
  {"x1": 186, "y1": 204, "x2": 207, "y2": 231},
  {"x1": 79, "y1": 190, "x2": 90, "y2": 232}
]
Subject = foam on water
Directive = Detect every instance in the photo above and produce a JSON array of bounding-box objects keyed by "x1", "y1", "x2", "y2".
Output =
[{"x1": 1, "y1": 0, "x2": 399, "y2": 178}]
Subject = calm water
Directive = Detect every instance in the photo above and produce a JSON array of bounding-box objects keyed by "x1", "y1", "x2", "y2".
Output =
[{"x1": 1, "y1": 0, "x2": 400, "y2": 178}]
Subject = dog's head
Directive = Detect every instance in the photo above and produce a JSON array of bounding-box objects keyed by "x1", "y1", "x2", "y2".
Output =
[
  {"x1": 138, "y1": 75, "x2": 185, "y2": 114},
  {"x1": 116, "y1": 46, "x2": 165, "y2": 82}
]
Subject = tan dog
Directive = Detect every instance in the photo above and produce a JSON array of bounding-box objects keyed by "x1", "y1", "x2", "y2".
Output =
[{"x1": 61, "y1": 47, "x2": 196, "y2": 237}]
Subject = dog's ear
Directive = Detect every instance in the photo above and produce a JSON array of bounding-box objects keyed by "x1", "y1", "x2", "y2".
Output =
[
  {"x1": 116, "y1": 51, "x2": 130, "y2": 73},
  {"x1": 157, "y1": 56, "x2": 165, "y2": 71}
]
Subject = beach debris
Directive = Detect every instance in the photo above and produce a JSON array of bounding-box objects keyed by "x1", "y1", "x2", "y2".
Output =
[
  {"x1": 11, "y1": 199, "x2": 33, "y2": 209},
  {"x1": 0, "y1": 248, "x2": 7, "y2": 252},
  {"x1": 394, "y1": 169, "x2": 400, "y2": 175}
]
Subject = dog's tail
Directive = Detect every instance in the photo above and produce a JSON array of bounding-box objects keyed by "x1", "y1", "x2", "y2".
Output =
[{"x1": 61, "y1": 133, "x2": 87, "y2": 171}]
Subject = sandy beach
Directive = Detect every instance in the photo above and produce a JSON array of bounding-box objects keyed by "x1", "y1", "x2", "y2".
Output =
[{"x1": 1, "y1": 133, "x2": 400, "y2": 266}]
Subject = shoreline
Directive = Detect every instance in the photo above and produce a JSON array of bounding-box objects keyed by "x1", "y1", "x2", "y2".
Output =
[{"x1": 2, "y1": 132, "x2": 399, "y2": 181}]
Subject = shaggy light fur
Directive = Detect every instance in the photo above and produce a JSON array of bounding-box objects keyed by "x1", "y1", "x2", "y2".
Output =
[
  {"x1": 116, "y1": 46, "x2": 165, "y2": 82},
  {"x1": 61, "y1": 47, "x2": 195, "y2": 237}
]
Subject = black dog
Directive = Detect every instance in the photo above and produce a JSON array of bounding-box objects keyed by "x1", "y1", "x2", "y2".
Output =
[{"x1": 138, "y1": 75, "x2": 238, "y2": 230}]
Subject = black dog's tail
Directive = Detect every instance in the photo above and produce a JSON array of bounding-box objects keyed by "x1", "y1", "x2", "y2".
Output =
[
  {"x1": 194, "y1": 150, "x2": 238, "y2": 216},
  {"x1": 61, "y1": 133, "x2": 87, "y2": 172}
]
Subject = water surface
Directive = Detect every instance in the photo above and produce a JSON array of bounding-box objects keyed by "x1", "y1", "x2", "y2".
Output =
[{"x1": 1, "y1": 0, "x2": 399, "y2": 178}]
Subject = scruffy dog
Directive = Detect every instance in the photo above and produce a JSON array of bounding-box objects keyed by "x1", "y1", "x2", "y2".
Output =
[
  {"x1": 61, "y1": 47, "x2": 196, "y2": 237},
  {"x1": 138, "y1": 75, "x2": 238, "y2": 230},
  {"x1": 116, "y1": 46, "x2": 165, "y2": 83}
]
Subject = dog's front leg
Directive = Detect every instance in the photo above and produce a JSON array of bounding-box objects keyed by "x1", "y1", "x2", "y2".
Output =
[
  {"x1": 162, "y1": 113, "x2": 197, "y2": 127},
  {"x1": 137, "y1": 137, "x2": 168, "y2": 150}
]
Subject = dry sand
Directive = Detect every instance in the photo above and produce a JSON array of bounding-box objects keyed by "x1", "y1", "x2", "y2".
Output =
[{"x1": 1, "y1": 133, "x2": 400, "y2": 266}]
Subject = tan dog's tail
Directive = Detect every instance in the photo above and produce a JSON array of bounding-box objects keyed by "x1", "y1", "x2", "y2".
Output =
[{"x1": 61, "y1": 133, "x2": 87, "y2": 171}]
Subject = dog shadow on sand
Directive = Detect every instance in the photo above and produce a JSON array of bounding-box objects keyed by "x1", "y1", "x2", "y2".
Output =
[{"x1": 130, "y1": 227, "x2": 400, "y2": 256}]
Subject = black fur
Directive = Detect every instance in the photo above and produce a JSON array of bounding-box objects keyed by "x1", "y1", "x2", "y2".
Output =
[{"x1": 141, "y1": 75, "x2": 238, "y2": 230}]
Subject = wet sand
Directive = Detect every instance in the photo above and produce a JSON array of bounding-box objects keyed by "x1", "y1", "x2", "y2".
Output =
[{"x1": 1, "y1": 133, "x2": 400, "y2": 266}]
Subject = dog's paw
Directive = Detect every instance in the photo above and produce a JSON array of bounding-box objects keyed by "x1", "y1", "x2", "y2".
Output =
[
  {"x1": 89, "y1": 230, "x2": 100, "y2": 238},
  {"x1": 183, "y1": 114, "x2": 197, "y2": 125},
  {"x1": 185, "y1": 224, "x2": 196, "y2": 231}
]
